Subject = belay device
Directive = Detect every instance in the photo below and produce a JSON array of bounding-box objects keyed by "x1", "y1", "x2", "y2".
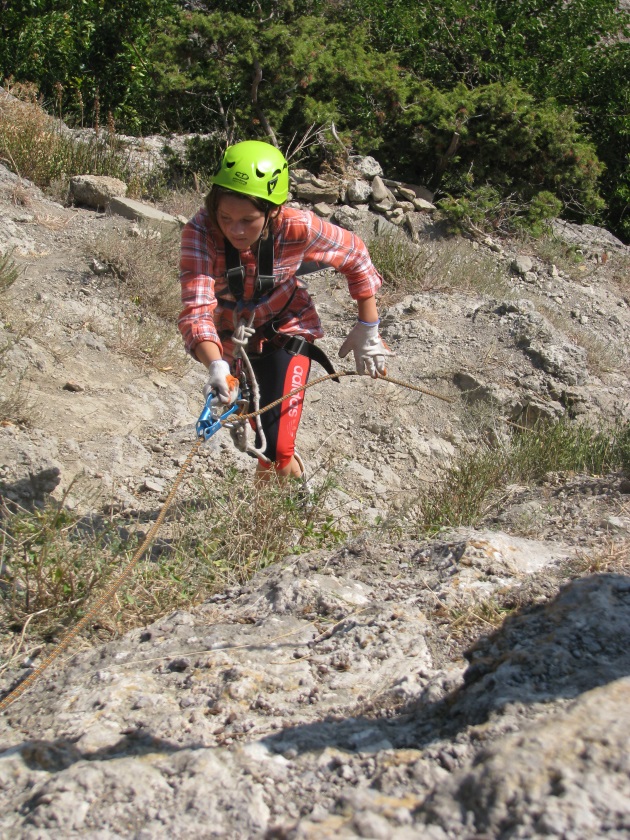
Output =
[{"x1": 196, "y1": 392, "x2": 241, "y2": 441}]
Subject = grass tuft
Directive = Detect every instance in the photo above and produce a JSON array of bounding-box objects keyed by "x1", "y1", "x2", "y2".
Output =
[
  {"x1": 0, "y1": 84, "x2": 146, "y2": 196},
  {"x1": 369, "y1": 233, "x2": 510, "y2": 305},
  {"x1": 413, "y1": 418, "x2": 630, "y2": 535},
  {"x1": 0, "y1": 252, "x2": 18, "y2": 293},
  {"x1": 0, "y1": 466, "x2": 348, "y2": 665},
  {"x1": 94, "y1": 225, "x2": 182, "y2": 322}
]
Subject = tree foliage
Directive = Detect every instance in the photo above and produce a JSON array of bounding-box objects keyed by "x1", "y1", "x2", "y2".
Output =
[{"x1": 0, "y1": 0, "x2": 628, "y2": 239}]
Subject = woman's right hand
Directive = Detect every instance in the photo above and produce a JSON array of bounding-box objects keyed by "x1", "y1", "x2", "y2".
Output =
[{"x1": 204, "y1": 360, "x2": 239, "y2": 404}]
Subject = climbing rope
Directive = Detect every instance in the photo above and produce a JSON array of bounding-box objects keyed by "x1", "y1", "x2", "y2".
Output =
[
  {"x1": 231, "y1": 314, "x2": 271, "y2": 462},
  {"x1": 0, "y1": 370, "x2": 453, "y2": 713}
]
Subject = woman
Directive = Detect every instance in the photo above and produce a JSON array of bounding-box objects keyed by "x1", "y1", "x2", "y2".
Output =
[{"x1": 178, "y1": 140, "x2": 391, "y2": 481}]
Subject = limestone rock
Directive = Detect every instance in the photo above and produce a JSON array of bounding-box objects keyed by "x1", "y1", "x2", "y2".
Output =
[
  {"x1": 69, "y1": 175, "x2": 127, "y2": 210},
  {"x1": 349, "y1": 155, "x2": 383, "y2": 179}
]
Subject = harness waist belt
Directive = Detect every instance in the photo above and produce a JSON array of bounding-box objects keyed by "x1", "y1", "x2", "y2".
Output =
[{"x1": 281, "y1": 336, "x2": 340, "y2": 383}]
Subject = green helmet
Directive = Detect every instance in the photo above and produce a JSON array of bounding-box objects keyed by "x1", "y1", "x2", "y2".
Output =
[{"x1": 212, "y1": 140, "x2": 289, "y2": 205}]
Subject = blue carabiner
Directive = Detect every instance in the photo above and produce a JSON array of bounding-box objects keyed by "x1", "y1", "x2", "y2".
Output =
[{"x1": 196, "y1": 392, "x2": 241, "y2": 441}]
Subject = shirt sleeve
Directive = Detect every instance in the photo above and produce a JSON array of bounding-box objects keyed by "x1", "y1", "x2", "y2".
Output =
[
  {"x1": 299, "y1": 211, "x2": 383, "y2": 300},
  {"x1": 178, "y1": 212, "x2": 222, "y2": 357}
]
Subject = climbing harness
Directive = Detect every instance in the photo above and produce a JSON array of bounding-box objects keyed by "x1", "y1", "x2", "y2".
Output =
[
  {"x1": 221, "y1": 240, "x2": 338, "y2": 461},
  {"x1": 0, "y1": 370, "x2": 453, "y2": 715},
  {"x1": 224, "y1": 232, "x2": 275, "y2": 302}
]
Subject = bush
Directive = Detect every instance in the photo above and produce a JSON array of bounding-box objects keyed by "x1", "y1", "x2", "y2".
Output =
[
  {"x1": 438, "y1": 187, "x2": 563, "y2": 237},
  {"x1": 383, "y1": 81, "x2": 604, "y2": 234}
]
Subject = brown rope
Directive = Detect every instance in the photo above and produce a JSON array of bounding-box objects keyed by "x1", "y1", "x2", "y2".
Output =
[
  {"x1": 0, "y1": 440, "x2": 202, "y2": 714},
  {"x1": 0, "y1": 369, "x2": 452, "y2": 713}
]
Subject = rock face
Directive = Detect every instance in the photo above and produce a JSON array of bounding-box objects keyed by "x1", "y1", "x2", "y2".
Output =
[
  {"x1": 1, "y1": 539, "x2": 630, "y2": 838},
  {"x1": 0, "y1": 155, "x2": 630, "y2": 837}
]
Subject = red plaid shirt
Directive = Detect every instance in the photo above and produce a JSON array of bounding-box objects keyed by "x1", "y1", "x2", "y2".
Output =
[{"x1": 178, "y1": 206, "x2": 383, "y2": 361}]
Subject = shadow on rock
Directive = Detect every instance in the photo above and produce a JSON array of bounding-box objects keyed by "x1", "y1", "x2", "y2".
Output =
[
  {"x1": 261, "y1": 572, "x2": 630, "y2": 756},
  {"x1": 0, "y1": 468, "x2": 61, "y2": 509},
  {"x1": 1, "y1": 729, "x2": 191, "y2": 773},
  {"x1": 452, "y1": 571, "x2": 630, "y2": 721}
]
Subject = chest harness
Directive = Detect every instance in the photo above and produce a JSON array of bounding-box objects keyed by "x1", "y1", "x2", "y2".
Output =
[{"x1": 223, "y1": 234, "x2": 338, "y2": 380}]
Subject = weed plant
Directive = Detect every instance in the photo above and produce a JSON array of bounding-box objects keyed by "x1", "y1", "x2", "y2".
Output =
[
  {"x1": 534, "y1": 299, "x2": 622, "y2": 375},
  {"x1": 534, "y1": 234, "x2": 586, "y2": 280},
  {"x1": 0, "y1": 251, "x2": 32, "y2": 425},
  {"x1": 94, "y1": 226, "x2": 182, "y2": 322},
  {"x1": 414, "y1": 418, "x2": 630, "y2": 535},
  {"x1": 170, "y1": 468, "x2": 346, "y2": 588},
  {"x1": 92, "y1": 225, "x2": 185, "y2": 371},
  {"x1": 108, "y1": 310, "x2": 186, "y2": 373},
  {"x1": 0, "y1": 252, "x2": 18, "y2": 293},
  {"x1": 0, "y1": 85, "x2": 147, "y2": 195}
]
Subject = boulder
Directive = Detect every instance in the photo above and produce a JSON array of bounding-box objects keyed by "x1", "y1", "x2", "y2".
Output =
[
  {"x1": 370, "y1": 176, "x2": 396, "y2": 204},
  {"x1": 69, "y1": 175, "x2": 127, "y2": 210},
  {"x1": 349, "y1": 155, "x2": 383, "y2": 179},
  {"x1": 107, "y1": 197, "x2": 182, "y2": 230},
  {"x1": 293, "y1": 180, "x2": 340, "y2": 204},
  {"x1": 345, "y1": 179, "x2": 372, "y2": 204}
]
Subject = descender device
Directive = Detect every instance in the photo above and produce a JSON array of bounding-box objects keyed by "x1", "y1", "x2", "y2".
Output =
[{"x1": 195, "y1": 392, "x2": 242, "y2": 441}]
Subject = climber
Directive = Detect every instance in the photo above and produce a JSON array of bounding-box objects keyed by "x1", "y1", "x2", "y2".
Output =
[{"x1": 178, "y1": 140, "x2": 392, "y2": 483}]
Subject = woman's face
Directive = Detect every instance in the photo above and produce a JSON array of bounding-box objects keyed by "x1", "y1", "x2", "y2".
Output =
[{"x1": 217, "y1": 193, "x2": 268, "y2": 251}]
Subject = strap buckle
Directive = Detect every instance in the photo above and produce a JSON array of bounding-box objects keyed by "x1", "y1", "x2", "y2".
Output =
[
  {"x1": 285, "y1": 336, "x2": 308, "y2": 357},
  {"x1": 225, "y1": 265, "x2": 246, "y2": 298},
  {"x1": 254, "y1": 274, "x2": 276, "y2": 298}
]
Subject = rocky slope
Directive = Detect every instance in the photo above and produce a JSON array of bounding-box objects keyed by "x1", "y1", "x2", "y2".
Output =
[{"x1": 0, "y1": 159, "x2": 630, "y2": 838}]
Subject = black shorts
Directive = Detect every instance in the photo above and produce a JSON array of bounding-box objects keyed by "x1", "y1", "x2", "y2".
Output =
[{"x1": 249, "y1": 345, "x2": 311, "y2": 468}]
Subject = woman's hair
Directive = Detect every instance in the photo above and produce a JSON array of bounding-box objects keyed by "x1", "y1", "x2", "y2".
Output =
[{"x1": 204, "y1": 185, "x2": 279, "y2": 239}]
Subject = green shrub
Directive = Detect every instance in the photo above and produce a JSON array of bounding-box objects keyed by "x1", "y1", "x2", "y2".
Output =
[
  {"x1": 438, "y1": 187, "x2": 563, "y2": 237},
  {"x1": 385, "y1": 81, "x2": 604, "y2": 234}
]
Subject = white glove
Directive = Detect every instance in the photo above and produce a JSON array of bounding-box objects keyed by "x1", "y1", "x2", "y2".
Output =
[
  {"x1": 203, "y1": 360, "x2": 239, "y2": 405},
  {"x1": 339, "y1": 320, "x2": 393, "y2": 378}
]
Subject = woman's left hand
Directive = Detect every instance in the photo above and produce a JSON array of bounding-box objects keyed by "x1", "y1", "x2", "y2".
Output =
[{"x1": 339, "y1": 321, "x2": 393, "y2": 378}]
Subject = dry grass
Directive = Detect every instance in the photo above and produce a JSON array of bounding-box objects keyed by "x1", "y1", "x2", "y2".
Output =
[
  {"x1": 425, "y1": 537, "x2": 630, "y2": 655},
  {"x1": 610, "y1": 253, "x2": 630, "y2": 298},
  {"x1": 0, "y1": 82, "x2": 145, "y2": 195},
  {"x1": 94, "y1": 224, "x2": 182, "y2": 322},
  {"x1": 91, "y1": 222, "x2": 186, "y2": 371},
  {"x1": 108, "y1": 312, "x2": 187, "y2": 373},
  {"x1": 536, "y1": 300, "x2": 623, "y2": 375},
  {"x1": 534, "y1": 234, "x2": 588, "y2": 281},
  {"x1": 565, "y1": 537, "x2": 630, "y2": 578},
  {"x1": 158, "y1": 189, "x2": 205, "y2": 222},
  {"x1": 0, "y1": 254, "x2": 33, "y2": 425},
  {"x1": 0, "y1": 251, "x2": 18, "y2": 293},
  {"x1": 370, "y1": 232, "x2": 511, "y2": 306},
  {"x1": 0, "y1": 465, "x2": 348, "y2": 662},
  {"x1": 0, "y1": 378, "x2": 33, "y2": 428}
]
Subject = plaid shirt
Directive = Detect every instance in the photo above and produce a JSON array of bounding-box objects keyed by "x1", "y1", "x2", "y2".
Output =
[{"x1": 178, "y1": 206, "x2": 383, "y2": 361}]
